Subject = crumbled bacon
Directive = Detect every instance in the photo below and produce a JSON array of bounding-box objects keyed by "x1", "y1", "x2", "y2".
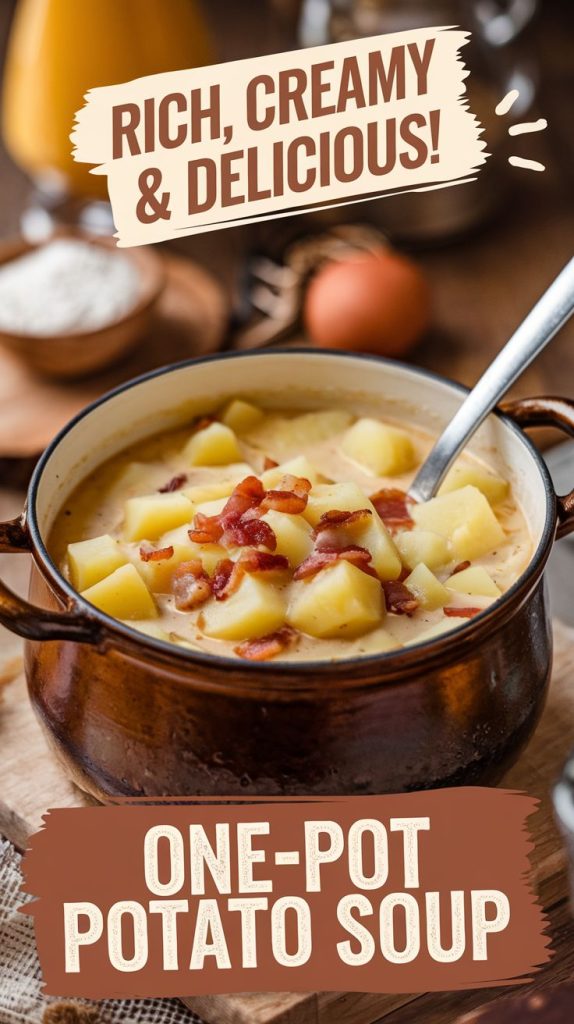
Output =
[
  {"x1": 235, "y1": 627, "x2": 297, "y2": 662},
  {"x1": 211, "y1": 558, "x2": 235, "y2": 599},
  {"x1": 139, "y1": 544, "x2": 174, "y2": 563},
  {"x1": 259, "y1": 489, "x2": 308, "y2": 515},
  {"x1": 188, "y1": 513, "x2": 223, "y2": 544},
  {"x1": 193, "y1": 416, "x2": 215, "y2": 432},
  {"x1": 221, "y1": 517, "x2": 277, "y2": 551},
  {"x1": 263, "y1": 456, "x2": 279, "y2": 471},
  {"x1": 213, "y1": 551, "x2": 289, "y2": 601},
  {"x1": 382, "y1": 580, "x2": 419, "y2": 615},
  {"x1": 172, "y1": 559, "x2": 212, "y2": 611},
  {"x1": 158, "y1": 474, "x2": 187, "y2": 494},
  {"x1": 444, "y1": 606, "x2": 482, "y2": 619},
  {"x1": 313, "y1": 509, "x2": 372, "y2": 552},
  {"x1": 294, "y1": 545, "x2": 377, "y2": 580},
  {"x1": 450, "y1": 561, "x2": 471, "y2": 576},
  {"x1": 371, "y1": 488, "x2": 415, "y2": 531}
]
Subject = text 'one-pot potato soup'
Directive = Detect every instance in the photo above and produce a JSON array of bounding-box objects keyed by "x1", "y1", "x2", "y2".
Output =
[{"x1": 50, "y1": 400, "x2": 533, "y2": 662}]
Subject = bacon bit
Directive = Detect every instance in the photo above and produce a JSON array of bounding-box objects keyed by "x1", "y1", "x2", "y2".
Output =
[
  {"x1": 371, "y1": 488, "x2": 415, "y2": 531},
  {"x1": 294, "y1": 545, "x2": 377, "y2": 581},
  {"x1": 213, "y1": 550, "x2": 289, "y2": 601},
  {"x1": 222, "y1": 517, "x2": 277, "y2": 551},
  {"x1": 188, "y1": 513, "x2": 224, "y2": 544},
  {"x1": 193, "y1": 416, "x2": 215, "y2": 433},
  {"x1": 263, "y1": 456, "x2": 279, "y2": 471},
  {"x1": 314, "y1": 508, "x2": 372, "y2": 533},
  {"x1": 212, "y1": 558, "x2": 235, "y2": 599},
  {"x1": 398, "y1": 565, "x2": 411, "y2": 583},
  {"x1": 158, "y1": 473, "x2": 188, "y2": 494},
  {"x1": 279, "y1": 474, "x2": 312, "y2": 497},
  {"x1": 382, "y1": 580, "x2": 419, "y2": 615},
  {"x1": 450, "y1": 561, "x2": 471, "y2": 576},
  {"x1": 444, "y1": 606, "x2": 482, "y2": 619},
  {"x1": 139, "y1": 544, "x2": 174, "y2": 563},
  {"x1": 235, "y1": 627, "x2": 297, "y2": 662},
  {"x1": 172, "y1": 559, "x2": 212, "y2": 611},
  {"x1": 260, "y1": 490, "x2": 308, "y2": 515}
]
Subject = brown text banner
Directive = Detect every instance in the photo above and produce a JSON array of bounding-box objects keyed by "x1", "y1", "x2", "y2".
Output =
[{"x1": 22, "y1": 790, "x2": 549, "y2": 999}]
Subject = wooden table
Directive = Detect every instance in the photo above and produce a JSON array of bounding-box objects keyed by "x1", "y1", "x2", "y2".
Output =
[{"x1": 0, "y1": 2, "x2": 573, "y2": 1021}]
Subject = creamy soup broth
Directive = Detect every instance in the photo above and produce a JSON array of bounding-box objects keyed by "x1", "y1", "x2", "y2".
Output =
[{"x1": 50, "y1": 400, "x2": 533, "y2": 662}]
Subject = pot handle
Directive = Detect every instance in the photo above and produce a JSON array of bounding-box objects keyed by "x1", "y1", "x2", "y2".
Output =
[
  {"x1": 0, "y1": 515, "x2": 103, "y2": 643},
  {"x1": 502, "y1": 396, "x2": 574, "y2": 539}
]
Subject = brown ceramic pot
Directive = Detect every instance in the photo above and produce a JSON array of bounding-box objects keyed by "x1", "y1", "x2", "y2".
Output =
[{"x1": 0, "y1": 351, "x2": 573, "y2": 799}]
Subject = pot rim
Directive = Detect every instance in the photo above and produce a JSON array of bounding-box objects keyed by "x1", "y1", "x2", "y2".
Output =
[{"x1": 27, "y1": 349, "x2": 557, "y2": 681}]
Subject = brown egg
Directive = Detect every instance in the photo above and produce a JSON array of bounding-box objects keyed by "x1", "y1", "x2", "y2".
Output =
[{"x1": 303, "y1": 246, "x2": 431, "y2": 356}]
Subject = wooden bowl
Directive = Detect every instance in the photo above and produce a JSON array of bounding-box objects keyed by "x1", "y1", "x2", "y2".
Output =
[{"x1": 0, "y1": 233, "x2": 165, "y2": 379}]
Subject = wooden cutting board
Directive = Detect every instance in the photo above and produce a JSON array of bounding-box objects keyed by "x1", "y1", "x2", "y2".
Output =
[{"x1": 1, "y1": 513, "x2": 573, "y2": 1024}]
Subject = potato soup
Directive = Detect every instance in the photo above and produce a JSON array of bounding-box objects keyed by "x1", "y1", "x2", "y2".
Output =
[{"x1": 49, "y1": 399, "x2": 533, "y2": 662}]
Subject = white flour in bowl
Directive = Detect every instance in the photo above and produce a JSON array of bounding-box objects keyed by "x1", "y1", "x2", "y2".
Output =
[{"x1": 0, "y1": 238, "x2": 141, "y2": 335}]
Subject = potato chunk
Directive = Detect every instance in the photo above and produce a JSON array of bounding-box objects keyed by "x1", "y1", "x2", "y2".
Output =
[
  {"x1": 261, "y1": 455, "x2": 323, "y2": 489},
  {"x1": 304, "y1": 483, "x2": 401, "y2": 581},
  {"x1": 447, "y1": 566, "x2": 502, "y2": 598},
  {"x1": 220, "y1": 399, "x2": 264, "y2": 434},
  {"x1": 412, "y1": 485, "x2": 505, "y2": 561},
  {"x1": 404, "y1": 563, "x2": 450, "y2": 610},
  {"x1": 134, "y1": 541, "x2": 226, "y2": 593},
  {"x1": 439, "y1": 462, "x2": 509, "y2": 505},
  {"x1": 200, "y1": 575, "x2": 286, "y2": 641},
  {"x1": 260, "y1": 510, "x2": 314, "y2": 567},
  {"x1": 82, "y1": 564, "x2": 157, "y2": 620},
  {"x1": 183, "y1": 422, "x2": 242, "y2": 467},
  {"x1": 396, "y1": 529, "x2": 450, "y2": 572},
  {"x1": 288, "y1": 560, "x2": 384, "y2": 639},
  {"x1": 341, "y1": 418, "x2": 417, "y2": 476},
  {"x1": 67, "y1": 534, "x2": 127, "y2": 591},
  {"x1": 246, "y1": 409, "x2": 353, "y2": 460},
  {"x1": 123, "y1": 493, "x2": 194, "y2": 542},
  {"x1": 184, "y1": 464, "x2": 254, "y2": 504}
]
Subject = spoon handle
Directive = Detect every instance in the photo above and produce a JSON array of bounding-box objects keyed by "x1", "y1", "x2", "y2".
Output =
[{"x1": 409, "y1": 256, "x2": 574, "y2": 504}]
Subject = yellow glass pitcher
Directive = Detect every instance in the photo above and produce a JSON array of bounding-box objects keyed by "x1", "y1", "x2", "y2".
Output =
[{"x1": 2, "y1": 0, "x2": 213, "y2": 200}]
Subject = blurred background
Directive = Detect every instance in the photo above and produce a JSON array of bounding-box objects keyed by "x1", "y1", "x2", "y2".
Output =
[{"x1": 0, "y1": 0, "x2": 571, "y2": 469}]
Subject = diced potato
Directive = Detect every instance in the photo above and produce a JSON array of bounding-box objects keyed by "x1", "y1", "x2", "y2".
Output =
[
  {"x1": 133, "y1": 542, "x2": 226, "y2": 593},
  {"x1": 194, "y1": 496, "x2": 228, "y2": 518},
  {"x1": 183, "y1": 464, "x2": 253, "y2": 504},
  {"x1": 200, "y1": 575, "x2": 286, "y2": 641},
  {"x1": 261, "y1": 455, "x2": 323, "y2": 489},
  {"x1": 304, "y1": 483, "x2": 401, "y2": 581},
  {"x1": 123, "y1": 493, "x2": 194, "y2": 542},
  {"x1": 260, "y1": 510, "x2": 314, "y2": 567},
  {"x1": 396, "y1": 529, "x2": 450, "y2": 572},
  {"x1": 405, "y1": 563, "x2": 450, "y2": 610},
  {"x1": 183, "y1": 422, "x2": 242, "y2": 467},
  {"x1": 412, "y1": 485, "x2": 505, "y2": 561},
  {"x1": 356, "y1": 516, "x2": 402, "y2": 582},
  {"x1": 67, "y1": 534, "x2": 128, "y2": 591},
  {"x1": 288, "y1": 560, "x2": 384, "y2": 639},
  {"x1": 220, "y1": 399, "x2": 264, "y2": 434},
  {"x1": 246, "y1": 409, "x2": 353, "y2": 460},
  {"x1": 341, "y1": 418, "x2": 417, "y2": 476},
  {"x1": 439, "y1": 462, "x2": 509, "y2": 505},
  {"x1": 162, "y1": 525, "x2": 227, "y2": 575},
  {"x1": 447, "y1": 566, "x2": 502, "y2": 598},
  {"x1": 82, "y1": 564, "x2": 157, "y2": 620},
  {"x1": 304, "y1": 482, "x2": 374, "y2": 526}
]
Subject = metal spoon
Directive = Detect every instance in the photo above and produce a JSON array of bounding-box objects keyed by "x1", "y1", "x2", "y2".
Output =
[{"x1": 409, "y1": 256, "x2": 574, "y2": 503}]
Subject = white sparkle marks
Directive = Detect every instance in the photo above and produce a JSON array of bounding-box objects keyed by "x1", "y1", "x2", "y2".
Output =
[
  {"x1": 495, "y1": 89, "x2": 520, "y2": 117},
  {"x1": 508, "y1": 118, "x2": 548, "y2": 136},
  {"x1": 508, "y1": 156, "x2": 546, "y2": 173}
]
